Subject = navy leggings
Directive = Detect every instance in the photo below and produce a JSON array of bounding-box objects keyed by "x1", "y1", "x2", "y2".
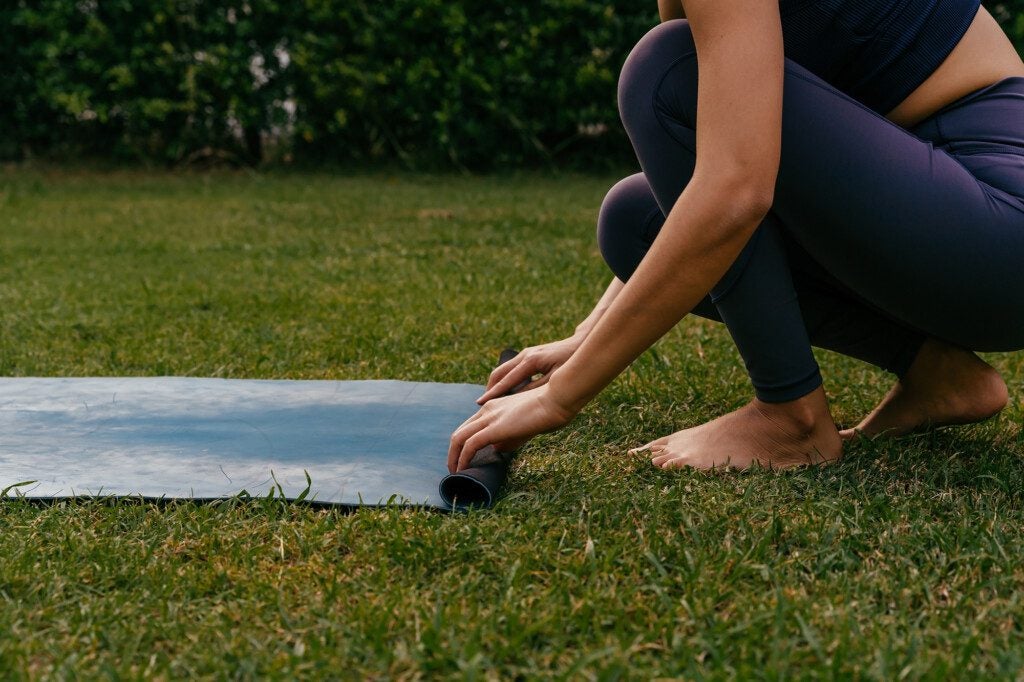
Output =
[{"x1": 600, "y1": 20, "x2": 1024, "y2": 402}]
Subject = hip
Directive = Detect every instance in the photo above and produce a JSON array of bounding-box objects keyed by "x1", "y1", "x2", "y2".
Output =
[{"x1": 885, "y1": 6, "x2": 1024, "y2": 128}]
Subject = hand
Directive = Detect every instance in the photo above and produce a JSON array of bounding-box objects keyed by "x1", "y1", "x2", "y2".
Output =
[
  {"x1": 476, "y1": 336, "x2": 583, "y2": 404},
  {"x1": 448, "y1": 385, "x2": 576, "y2": 473}
]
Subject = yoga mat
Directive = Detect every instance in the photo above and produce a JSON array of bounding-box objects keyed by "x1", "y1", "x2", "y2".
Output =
[{"x1": 0, "y1": 373, "x2": 515, "y2": 511}]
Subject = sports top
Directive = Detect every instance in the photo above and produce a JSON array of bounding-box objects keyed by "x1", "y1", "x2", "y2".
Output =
[{"x1": 780, "y1": 0, "x2": 983, "y2": 114}]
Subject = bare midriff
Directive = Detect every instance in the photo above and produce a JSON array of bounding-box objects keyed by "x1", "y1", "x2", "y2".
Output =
[{"x1": 885, "y1": 5, "x2": 1024, "y2": 128}]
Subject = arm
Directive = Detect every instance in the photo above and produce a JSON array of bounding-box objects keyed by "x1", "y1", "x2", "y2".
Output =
[
  {"x1": 658, "y1": 0, "x2": 685, "y2": 22},
  {"x1": 449, "y1": 0, "x2": 784, "y2": 470},
  {"x1": 477, "y1": 277, "x2": 625, "y2": 403},
  {"x1": 574, "y1": 277, "x2": 625, "y2": 337},
  {"x1": 547, "y1": 0, "x2": 783, "y2": 414}
]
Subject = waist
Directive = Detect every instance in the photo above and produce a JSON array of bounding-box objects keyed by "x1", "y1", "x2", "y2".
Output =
[{"x1": 885, "y1": 6, "x2": 1024, "y2": 128}]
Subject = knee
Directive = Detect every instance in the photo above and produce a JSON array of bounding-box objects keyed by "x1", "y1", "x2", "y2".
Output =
[
  {"x1": 597, "y1": 173, "x2": 663, "y2": 282},
  {"x1": 617, "y1": 19, "x2": 697, "y2": 131}
]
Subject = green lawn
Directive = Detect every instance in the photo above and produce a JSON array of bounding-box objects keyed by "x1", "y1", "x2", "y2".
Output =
[{"x1": 1, "y1": 167, "x2": 1023, "y2": 679}]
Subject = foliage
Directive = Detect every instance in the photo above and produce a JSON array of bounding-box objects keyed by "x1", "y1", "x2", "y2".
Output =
[
  {"x1": 993, "y1": 0, "x2": 1024, "y2": 48},
  {"x1": 2, "y1": 2, "x2": 1023, "y2": 168},
  {"x1": 2, "y1": 1, "x2": 293, "y2": 164},
  {"x1": 2, "y1": 1, "x2": 653, "y2": 168},
  {"x1": 286, "y1": 1, "x2": 652, "y2": 169}
]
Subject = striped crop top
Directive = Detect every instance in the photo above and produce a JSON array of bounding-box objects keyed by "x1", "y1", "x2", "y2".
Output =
[{"x1": 780, "y1": 0, "x2": 983, "y2": 114}]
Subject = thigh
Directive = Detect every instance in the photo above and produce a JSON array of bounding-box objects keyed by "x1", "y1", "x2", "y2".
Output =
[
  {"x1": 770, "y1": 67, "x2": 1024, "y2": 350},
  {"x1": 624, "y1": 20, "x2": 1024, "y2": 351}
]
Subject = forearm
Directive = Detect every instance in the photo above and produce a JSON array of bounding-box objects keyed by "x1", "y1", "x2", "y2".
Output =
[
  {"x1": 477, "y1": 277, "x2": 626, "y2": 401},
  {"x1": 549, "y1": 178, "x2": 769, "y2": 413},
  {"x1": 658, "y1": 0, "x2": 685, "y2": 22},
  {"x1": 573, "y1": 277, "x2": 625, "y2": 338}
]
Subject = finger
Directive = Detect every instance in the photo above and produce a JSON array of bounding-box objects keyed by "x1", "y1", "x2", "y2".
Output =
[
  {"x1": 457, "y1": 431, "x2": 493, "y2": 472},
  {"x1": 447, "y1": 431, "x2": 463, "y2": 473},
  {"x1": 485, "y1": 355, "x2": 521, "y2": 390},
  {"x1": 477, "y1": 362, "x2": 536, "y2": 404},
  {"x1": 519, "y1": 374, "x2": 550, "y2": 392},
  {"x1": 493, "y1": 373, "x2": 549, "y2": 400},
  {"x1": 482, "y1": 361, "x2": 534, "y2": 400},
  {"x1": 448, "y1": 419, "x2": 486, "y2": 473},
  {"x1": 455, "y1": 406, "x2": 489, "y2": 432}
]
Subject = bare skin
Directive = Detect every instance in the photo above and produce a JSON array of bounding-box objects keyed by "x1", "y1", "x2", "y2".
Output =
[
  {"x1": 886, "y1": 7, "x2": 1024, "y2": 128},
  {"x1": 630, "y1": 385, "x2": 841, "y2": 470},
  {"x1": 839, "y1": 338, "x2": 1009, "y2": 440}
]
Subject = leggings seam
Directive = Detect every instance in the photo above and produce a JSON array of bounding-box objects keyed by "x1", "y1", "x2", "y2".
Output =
[
  {"x1": 641, "y1": 204, "x2": 664, "y2": 243},
  {"x1": 934, "y1": 112, "x2": 1024, "y2": 210},
  {"x1": 651, "y1": 53, "x2": 699, "y2": 152},
  {"x1": 933, "y1": 111, "x2": 950, "y2": 147}
]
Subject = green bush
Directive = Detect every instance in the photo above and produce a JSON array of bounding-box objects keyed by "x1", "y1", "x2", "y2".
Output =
[
  {"x1": 2, "y1": 0, "x2": 294, "y2": 164},
  {"x1": 992, "y1": 1, "x2": 1024, "y2": 56},
  {"x1": 3, "y1": 1, "x2": 1022, "y2": 168},
  {"x1": 2, "y1": 1, "x2": 654, "y2": 168}
]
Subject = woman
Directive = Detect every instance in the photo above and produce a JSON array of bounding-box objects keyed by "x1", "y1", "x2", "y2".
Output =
[{"x1": 449, "y1": 0, "x2": 1024, "y2": 472}]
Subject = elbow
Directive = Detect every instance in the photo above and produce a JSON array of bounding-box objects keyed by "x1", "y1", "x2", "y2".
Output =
[
  {"x1": 744, "y1": 185, "x2": 775, "y2": 220},
  {"x1": 732, "y1": 183, "x2": 774, "y2": 221},
  {"x1": 707, "y1": 174, "x2": 776, "y2": 225},
  {"x1": 693, "y1": 157, "x2": 778, "y2": 222}
]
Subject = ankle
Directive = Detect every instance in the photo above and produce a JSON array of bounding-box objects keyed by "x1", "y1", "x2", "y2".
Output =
[
  {"x1": 906, "y1": 338, "x2": 977, "y2": 378},
  {"x1": 753, "y1": 388, "x2": 833, "y2": 436}
]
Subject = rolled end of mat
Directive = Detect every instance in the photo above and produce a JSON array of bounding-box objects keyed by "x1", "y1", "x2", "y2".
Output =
[
  {"x1": 439, "y1": 348, "x2": 521, "y2": 511},
  {"x1": 438, "y1": 444, "x2": 513, "y2": 510},
  {"x1": 438, "y1": 472, "x2": 494, "y2": 509},
  {"x1": 498, "y1": 347, "x2": 519, "y2": 365}
]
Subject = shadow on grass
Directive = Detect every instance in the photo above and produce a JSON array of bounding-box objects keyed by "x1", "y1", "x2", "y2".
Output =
[{"x1": 502, "y1": 417, "x2": 1024, "y2": 518}]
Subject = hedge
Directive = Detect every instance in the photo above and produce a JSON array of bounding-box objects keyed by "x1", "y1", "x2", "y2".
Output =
[{"x1": 3, "y1": 1, "x2": 1023, "y2": 169}]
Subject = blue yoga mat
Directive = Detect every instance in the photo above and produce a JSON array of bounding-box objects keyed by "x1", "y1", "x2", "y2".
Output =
[{"x1": 0, "y1": 377, "x2": 513, "y2": 510}]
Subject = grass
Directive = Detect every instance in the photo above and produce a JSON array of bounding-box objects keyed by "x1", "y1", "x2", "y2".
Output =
[{"x1": 1, "y1": 166, "x2": 1024, "y2": 679}]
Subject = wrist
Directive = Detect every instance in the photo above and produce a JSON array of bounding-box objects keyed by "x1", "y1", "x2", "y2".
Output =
[{"x1": 545, "y1": 369, "x2": 590, "y2": 418}]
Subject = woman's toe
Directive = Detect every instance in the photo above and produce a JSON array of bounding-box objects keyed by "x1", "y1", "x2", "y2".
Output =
[
  {"x1": 650, "y1": 452, "x2": 672, "y2": 468},
  {"x1": 630, "y1": 436, "x2": 667, "y2": 455},
  {"x1": 838, "y1": 427, "x2": 862, "y2": 441}
]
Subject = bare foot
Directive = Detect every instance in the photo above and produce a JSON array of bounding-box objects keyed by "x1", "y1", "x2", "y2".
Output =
[
  {"x1": 629, "y1": 386, "x2": 842, "y2": 471},
  {"x1": 840, "y1": 338, "x2": 1008, "y2": 440}
]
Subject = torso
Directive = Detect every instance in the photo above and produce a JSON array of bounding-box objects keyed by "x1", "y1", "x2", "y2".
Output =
[{"x1": 884, "y1": 6, "x2": 1024, "y2": 127}]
